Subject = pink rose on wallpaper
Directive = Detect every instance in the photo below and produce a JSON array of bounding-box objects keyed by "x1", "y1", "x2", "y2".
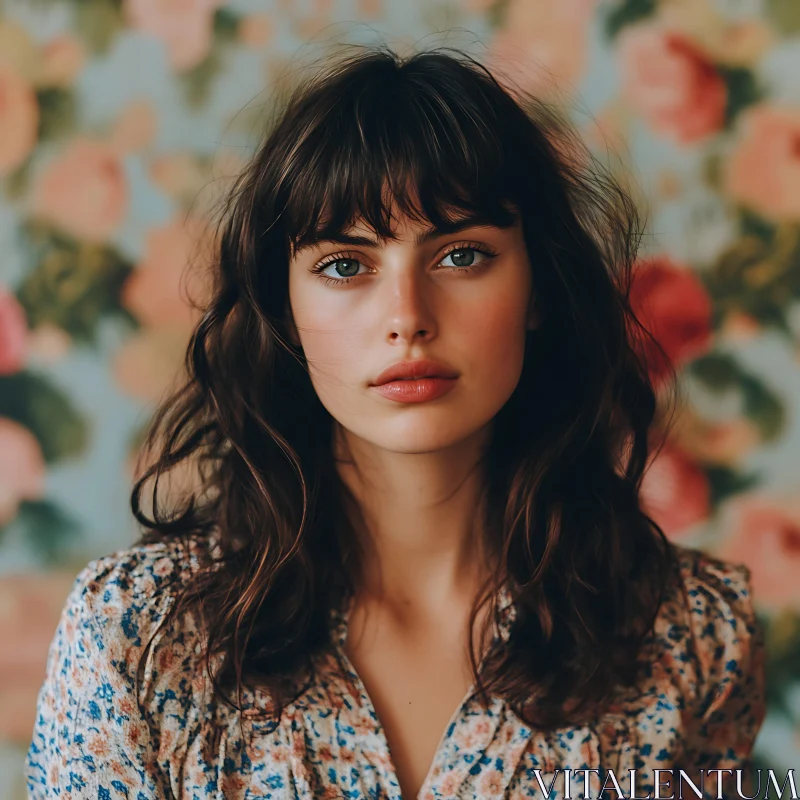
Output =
[
  {"x1": 0, "y1": 287, "x2": 28, "y2": 375},
  {"x1": 0, "y1": 417, "x2": 45, "y2": 526},
  {"x1": 149, "y1": 152, "x2": 199, "y2": 198},
  {"x1": 123, "y1": 0, "x2": 223, "y2": 72},
  {"x1": 640, "y1": 444, "x2": 711, "y2": 539},
  {"x1": 718, "y1": 492, "x2": 800, "y2": 612},
  {"x1": 628, "y1": 256, "x2": 713, "y2": 386},
  {"x1": 0, "y1": 65, "x2": 38, "y2": 176},
  {"x1": 111, "y1": 99, "x2": 158, "y2": 154},
  {"x1": 121, "y1": 216, "x2": 212, "y2": 329},
  {"x1": 725, "y1": 105, "x2": 800, "y2": 222},
  {"x1": 32, "y1": 138, "x2": 128, "y2": 243},
  {"x1": 488, "y1": 0, "x2": 596, "y2": 96},
  {"x1": 0, "y1": 572, "x2": 78, "y2": 742},
  {"x1": 113, "y1": 326, "x2": 190, "y2": 402},
  {"x1": 618, "y1": 23, "x2": 727, "y2": 145},
  {"x1": 39, "y1": 34, "x2": 86, "y2": 88},
  {"x1": 27, "y1": 322, "x2": 72, "y2": 364},
  {"x1": 238, "y1": 14, "x2": 274, "y2": 49}
]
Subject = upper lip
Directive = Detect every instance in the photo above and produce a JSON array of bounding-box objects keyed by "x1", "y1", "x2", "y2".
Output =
[{"x1": 370, "y1": 359, "x2": 459, "y2": 386}]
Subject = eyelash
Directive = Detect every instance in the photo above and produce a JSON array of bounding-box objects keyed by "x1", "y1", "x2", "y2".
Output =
[{"x1": 310, "y1": 241, "x2": 499, "y2": 287}]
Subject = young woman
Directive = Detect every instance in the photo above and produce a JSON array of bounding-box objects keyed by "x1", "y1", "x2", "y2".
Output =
[{"x1": 26, "y1": 46, "x2": 765, "y2": 799}]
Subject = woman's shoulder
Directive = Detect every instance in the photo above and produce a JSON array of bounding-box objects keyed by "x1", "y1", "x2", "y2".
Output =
[
  {"x1": 65, "y1": 534, "x2": 214, "y2": 698},
  {"x1": 26, "y1": 536, "x2": 216, "y2": 797},
  {"x1": 666, "y1": 542, "x2": 759, "y2": 636},
  {"x1": 595, "y1": 545, "x2": 766, "y2": 779},
  {"x1": 649, "y1": 542, "x2": 765, "y2": 720},
  {"x1": 59, "y1": 534, "x2": 212, "y2": 689},
  {"x1": 69, "y1": 534, "x2": 209, "y2": 633}
]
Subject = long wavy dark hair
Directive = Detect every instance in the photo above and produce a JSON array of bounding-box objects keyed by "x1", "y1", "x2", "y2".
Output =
[{"x1": 131, "y1": 43, "x2": 682, "y2": 739}]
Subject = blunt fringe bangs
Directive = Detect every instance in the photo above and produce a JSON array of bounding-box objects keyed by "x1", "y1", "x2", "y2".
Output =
[{"x1": 130, "y1": 44, "x2": 682, "y2": 743}]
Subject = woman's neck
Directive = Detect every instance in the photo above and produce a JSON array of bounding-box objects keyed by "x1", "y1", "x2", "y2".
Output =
[{"x1": 332, "y1": 422, "x2": 498, "y2": 611}]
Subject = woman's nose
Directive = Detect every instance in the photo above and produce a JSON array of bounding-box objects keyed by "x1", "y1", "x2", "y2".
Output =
[{"x1": 380, "y1": 267, "x2": 438, "y2": 345}]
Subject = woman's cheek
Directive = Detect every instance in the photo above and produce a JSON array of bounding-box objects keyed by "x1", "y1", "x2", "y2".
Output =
[{"x1": 460, "y1": 297, "x2": 528, "y2": 375}]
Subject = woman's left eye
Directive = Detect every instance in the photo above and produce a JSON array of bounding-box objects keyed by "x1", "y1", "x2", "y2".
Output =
[{"x1": 440, "y1": 246, "x2": 494, "y2": 270}]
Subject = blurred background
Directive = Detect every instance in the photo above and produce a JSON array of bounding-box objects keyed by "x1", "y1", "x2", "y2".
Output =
[{"x1": 1, "y1": 0, "x2": 799, "y2": 795}]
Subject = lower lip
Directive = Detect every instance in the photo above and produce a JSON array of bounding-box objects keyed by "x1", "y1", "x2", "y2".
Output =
[{"x1": 371, "y1": 377, "x2": 458, "y2": 403}]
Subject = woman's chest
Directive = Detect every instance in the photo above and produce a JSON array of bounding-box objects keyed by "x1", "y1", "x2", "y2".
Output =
[
  {"x1": 173, "y1": 681, "x2": 689, "y2": 799},
  {"x1": 343, "y1": 625, "x2": 480, "y2": 799}
]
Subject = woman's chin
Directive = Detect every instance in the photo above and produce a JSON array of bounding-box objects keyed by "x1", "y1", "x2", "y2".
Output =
[{"x1": 351, "y1": 417, "x2": 493, "y2": 456}]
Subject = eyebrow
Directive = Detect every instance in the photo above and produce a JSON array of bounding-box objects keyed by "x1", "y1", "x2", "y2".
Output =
[{"x1": 294, "y1": 213, "x2": 511, "y2": 254}]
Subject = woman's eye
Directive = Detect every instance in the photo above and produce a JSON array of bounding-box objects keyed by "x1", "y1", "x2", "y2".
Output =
[
  {"x1": 440, "y1": 247, "x2": 490, "y2": 269},
  {"x1": 318, "y1": 258, "x2": 365, "y2": 280}
]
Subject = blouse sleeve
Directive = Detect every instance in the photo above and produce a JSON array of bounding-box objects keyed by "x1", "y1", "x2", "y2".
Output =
[
  {"x1": 675, "y1": 553, "x2": 767, "y2": 799},
  {"x1": 24, "y1": 561, "x2": 172, "y2": 798}
]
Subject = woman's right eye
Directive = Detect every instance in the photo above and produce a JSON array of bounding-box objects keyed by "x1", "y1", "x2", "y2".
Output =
[
  {"x1": 321, "y1": 258, "x2": 363, "y2": 278},
  {"x1": 312, "y1": 256, "x2": 367, "y2": 285}
]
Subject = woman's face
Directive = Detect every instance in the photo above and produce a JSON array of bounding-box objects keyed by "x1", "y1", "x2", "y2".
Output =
[{"x1": 286, "y1": 204, "x2": 538, "y2": 455}]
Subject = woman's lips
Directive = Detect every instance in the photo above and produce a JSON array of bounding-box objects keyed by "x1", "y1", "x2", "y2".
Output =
[{"x1": 370, "y1": 376, "x2": 458, "y2": 403}]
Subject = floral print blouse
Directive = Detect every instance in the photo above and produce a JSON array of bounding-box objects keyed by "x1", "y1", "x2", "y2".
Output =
[{"x1": 25, "y1": 537, "x2": 765, "y2": 799}]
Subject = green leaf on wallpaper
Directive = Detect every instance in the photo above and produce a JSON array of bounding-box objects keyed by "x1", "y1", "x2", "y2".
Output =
[
  {"x1": 705, "y1": 464, "x2": 761, "y2": 507},
  {"x1": 704, "y1": 222, "x2": 800, "y2": 337},
  {"x1": 36, "y1": 88, "x2": 78, "y2": 142},
  {"x1": 15, "y1": 499, "x2": 81, "y2": 565},
  {"x1": 213, "y1": 7, "x2": 240, "y2": 43},
  {"x1": 73, "y1": 0, "x2": 125, "y2": 54},
  {"x1": 701, "y1": 152, "x2": 723, "y2": 192},
  {"x1": 0, "y1": 372, "x2": 88, "y2": 463},
  {"x1": 767, "y1": 609, "x2": 800, "y2": 655},
  {"x1": 181, "y1": 51, "x2": 223, "y2": 110},
  {"x1": 719, "y1": 67, "x2": 762, "y2": 128},
  {"x1": 29, "y1": 377, "x2": 88, "y2": 465},
  {"x1": 738, "y1": 208, "x2": 776, "y2": 244},
  {"x1": 603, "y1": 0, "x2": 657, "y2": 40},
  {"x1": 16, "y1": 222, "x2": 135, "y2": 343},
  {"x1": 789, "y1": 268, "x2": 800, "y2": 300},
  {"x1": 742, "y1": 301, "x2": 793, "y2": 338},
  {"x1": 180, "y1": 10, "x2": 241, "y2": 109},
  {"x1": 728, "y1": 297, "x2": 792, "y2": 338},
  {"x1": 1, "y1": 154, "x2": 34, "y2": 201},
  {"x1": 687, "y1": 352, "x2": 739, "y2": 390},
  {"x1": 485, "y1": 0, "x2": 511, "y2": 30},
  {"x1": 740, "y1": 373, "x2": 786, "y2": 441},
  {"x1": 688, "y1": 353, "x2": 786, "y2": 441},
  {"x1": 767, "y1": 0, "x2": 800, "y2": 35},
  {"x1": 710, "y1": 230, "x2": 769, "y2": 291},
  {"x1": 763, "y1": 609, "x2": 800, "y2": 712}
]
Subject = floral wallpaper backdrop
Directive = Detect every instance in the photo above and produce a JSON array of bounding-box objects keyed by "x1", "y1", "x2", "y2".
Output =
[{"x1": 1, "y1": 0, "x2": 799, "y2": 794}]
